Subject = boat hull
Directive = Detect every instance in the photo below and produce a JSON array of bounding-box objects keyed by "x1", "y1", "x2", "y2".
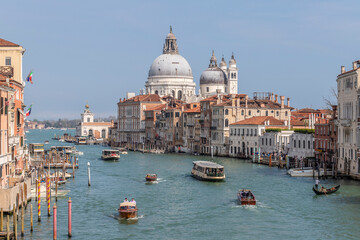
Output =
[
  {"x1": 312, "y1": 185, "x2": 340, "y2": 195},
  {"x1": 238, "y1": 198, "x2": 256, "y2": 205},
  {"x1": 101, "y1": 156, "x2": 120, "y2": 161},
  {"x1": 118, "y1": 209, "x2": 137, "y2": 219},
  {"x1": 145, "y1": 177, "x2": 157, "y2": 181},
  {"x1": 191, "y1": 172, "x2": 225, "y2": 182}
]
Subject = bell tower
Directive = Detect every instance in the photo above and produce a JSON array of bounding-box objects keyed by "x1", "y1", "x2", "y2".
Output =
[{"x1": 227, "y1": 53, "x2": 238, "y2": 94}]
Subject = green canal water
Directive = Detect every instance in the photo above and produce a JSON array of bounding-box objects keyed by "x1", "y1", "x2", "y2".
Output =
[{"x1": 20, "y1": 129, "x2": 360, "y2": 239}]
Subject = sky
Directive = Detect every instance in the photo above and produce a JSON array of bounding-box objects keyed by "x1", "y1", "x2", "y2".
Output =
[{"x1": 1, "y1": 0, "x2": 358, "y2": 120}]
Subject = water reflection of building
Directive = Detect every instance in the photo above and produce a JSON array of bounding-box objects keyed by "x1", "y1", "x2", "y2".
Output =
[{"x1": 76, "y1": 104, "x2": 113, "y2": 139}]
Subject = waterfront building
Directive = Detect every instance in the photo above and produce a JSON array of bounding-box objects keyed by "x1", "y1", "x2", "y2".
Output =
[
  {"x1": 0, "y1": 38, "x2": 30, "y2": 212},
  {"x1": 314, "y1": 105, "x2": 338, "y2": 173},
  {"x1": 25, "y1": 120, "x2": 45, "y2": 129},
  {"x1": 287, "y1": 131, "x2": 314, "y2": 161},
  {"x1": 200, "y1": 92, "x2": 292, "y2": 156},
  {"x1": 144, "y1": 103, "x2": 167, "y2": 150},
  {"x1": 153, "y1": 100, "x2": 185, "y2": 152},
  {"x1": 76, "y1": 104, "x2": 113, "y2": 139},
  {"x1": 229, "y1": 116, "x2": 286, "y2": 158},
  {"x1": 145, "y1": 27, "x2": 196, "y2": 101},
  {"x1": 182, "y1": 104, "x2": 201, "y2": 153},
  {"x1": 117, "y1": 94, "x2": 163, "y2": 150},
  {"x1": 199, "y1": 52, "x2": 238, "y2": 98},
  {"x1": 337, "y1": 61, "x2": 360, "y2": 179},
  {"x1": 259, "y1": 130, "x2": 294, "y2": 156}
]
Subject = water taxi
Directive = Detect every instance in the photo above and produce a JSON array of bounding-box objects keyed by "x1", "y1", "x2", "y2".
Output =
[
  {"x1": 237, "y1": 189, "x2": 256, "y2": 205},
  {"x1": 145, "y1": 174, "x2": 157, "y2": 181},
  {"x1": 101, "y1": 149, "x2": 120, "y2": 161},
  {"x1": 191, "y1": 161, "x2": 225, "y2": 181},
  {"x1": 118, "y1": 202, "x2": 137, "y2": 219},
  {"x1": 76, "y1": 137, "x2": 87, "y2": 145}
]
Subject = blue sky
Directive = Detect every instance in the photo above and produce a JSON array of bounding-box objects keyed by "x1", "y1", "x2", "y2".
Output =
[{"x1": 1, "y1": 0, "x2": 358, "y2": 119}]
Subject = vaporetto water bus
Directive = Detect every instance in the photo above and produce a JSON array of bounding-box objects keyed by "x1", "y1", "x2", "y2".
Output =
[{"x1": 191, "y1": 161, "x2": 225, "y2": 181}]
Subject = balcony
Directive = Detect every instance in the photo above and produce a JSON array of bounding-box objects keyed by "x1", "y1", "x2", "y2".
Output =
[
  {"x1": 340, "y1": 119, "x2": 351, "y2": 127},
  {"x1": 0, "y1": 66, "x2": 14, "y2": 78}
]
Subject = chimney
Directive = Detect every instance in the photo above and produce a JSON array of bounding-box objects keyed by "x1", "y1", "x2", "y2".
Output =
[
  {"x1": 271, "y1": 92, "x2": 274, "y2": 101},
  {"x1": 275, "y1": 94, "x2": 278, "y2": 103},
  {"x1": 236, "y1": 98, "x2": 240, "y2": 107},
  {"x1": 280, "y1": 96, "x2": 285, "y2": 108},
  {"x1": 353, "y1": 61, "x2": 358, "y2": 70},
  {"x1": 232, "y1": 98, "x2": 235, "y2": 106},
  {"x1": 181, "y1": 105, "x2": 184, "y2": 112},
  {"x1": 341, "y1": 66, "x2": 345, "y2": 73},
  {"x1": 287, "y1": 97, "x2": 290, "y2": 107},
  {"x1": 245, "y1": 95, "x2": 248, "y2": 108}
]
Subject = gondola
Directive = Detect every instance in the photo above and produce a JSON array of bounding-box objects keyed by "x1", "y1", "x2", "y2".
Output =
[{"x1": 312, "y1": 185, "x2": 340, "y2": 195}]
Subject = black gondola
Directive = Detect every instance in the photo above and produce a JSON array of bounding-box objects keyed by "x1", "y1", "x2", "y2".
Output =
[{"x1": 312, "y1": 185, "x2": 340, "y2": 195}]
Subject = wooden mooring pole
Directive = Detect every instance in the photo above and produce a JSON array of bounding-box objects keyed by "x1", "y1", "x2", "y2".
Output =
[
  {"x1": 6, "y1": 215, "x2": 9, "y2": 240},
  {"x1": 21, "y1": 206, "x2": 24, "y2": 237},
  {"x1": 47, "y1": 176, "x2": 51, "y2": 216},
  {"x1": 53, "y1": 204, "x2": 57, "y2": 240},
  {"x1": 13, "y1": 204, "x2": 17, "y2": 240},
  {"x1": 68, "y1": 198, "x2": 72, "y2": 237},
  {"x1": 38, "y1": 179, "x2": 41, "y2": 222},
  {"x1": 1, "y1": 208, "x2": 3, "y2": 232},
  {"x1": 30, "y1": 204, "x2": 33, "y2": 232},
  {"x1": 88, "y1": 162, "x2": 91, "y2": 186}
]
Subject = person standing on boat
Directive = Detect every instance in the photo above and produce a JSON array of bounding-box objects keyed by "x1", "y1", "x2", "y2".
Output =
[
  {"x1": 130, "y1": 198, "x2": 136, "y2": 204},
  {"x1": 315, "y1": 179, "x2": 320, "y2": 189}
]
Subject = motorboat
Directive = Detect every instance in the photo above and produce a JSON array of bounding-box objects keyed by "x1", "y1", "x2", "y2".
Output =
[
  {"x1": 118, "y1": 202, "x2": 137, "y2": 219},
  {"x1": 145, "y1": 174, "x2": 157, "y2": 181},
  {"x1": 191, "y1": 161, "x2": 225, "y2": 181},
  {"x1": 237, "y1": 189, "x2": 256, "y2": 205},
  {"x1": 101, "y1": 149, "x2": 120, "y2": 161}
]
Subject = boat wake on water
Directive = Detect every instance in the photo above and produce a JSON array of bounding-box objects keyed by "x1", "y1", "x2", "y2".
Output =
[
  {"x1": 109, "y1": 213, "x2": 144, "y2": 221},
  {"x1": 145, "y1": 178, "x2": 166, "y2": 184}
]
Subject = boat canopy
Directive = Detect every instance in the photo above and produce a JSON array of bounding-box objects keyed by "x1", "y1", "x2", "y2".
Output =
[
  {"x1": 103, "y1": 149, "x2": 119, "y2": 153},
  {"x1": 120, "y1": 202, "x2": 136, "y2": 207},
  {"x1": 193, "y1": 161, "x2": 224, "y2": 169}
]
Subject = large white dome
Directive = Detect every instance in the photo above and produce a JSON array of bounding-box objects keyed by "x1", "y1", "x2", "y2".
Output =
[{"x1": 148, "y1": 54, "x2": 193, "y2": 78}]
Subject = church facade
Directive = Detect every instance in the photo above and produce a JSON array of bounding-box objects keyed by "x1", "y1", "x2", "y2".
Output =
[{"x1": 76, "y1": 104, "x2": 113, "y2": 139}]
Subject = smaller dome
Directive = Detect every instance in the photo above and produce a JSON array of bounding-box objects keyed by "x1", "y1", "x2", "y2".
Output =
[{"x1": 200, "y1": 66, "x2": 227, "y2": 85}]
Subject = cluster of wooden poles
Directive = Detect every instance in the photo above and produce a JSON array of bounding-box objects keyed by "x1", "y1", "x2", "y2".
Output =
[{"x1": 0, "y1": 197, "x2": 72, "y2": 240}]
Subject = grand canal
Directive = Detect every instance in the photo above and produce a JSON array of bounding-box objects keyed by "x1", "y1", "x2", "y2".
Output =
[{"x1": 22, "y1": 129, "x2": 360, "y2": 239}]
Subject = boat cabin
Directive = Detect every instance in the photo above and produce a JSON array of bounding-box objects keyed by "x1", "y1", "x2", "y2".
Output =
[
  {"x1": 77, "y1": 137, "x2": 87, "y2": 145},
  {"x1": 29, "y1": 143, "x2": 45, "y2": 155},
  {"x1": 191, "y1": 161, "x2": 225, "y2": 181}
]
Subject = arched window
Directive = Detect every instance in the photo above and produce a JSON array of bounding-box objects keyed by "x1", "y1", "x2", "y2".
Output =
[
  {"x1": 225, "y1": 119, "x2": 229, "y2": 127},
  {"x1": 178, "y1": 90, "x2": 182, "y2": 100},
  {"x1": 83, "y1": 130, "x2": 87, "y2": 135},
  {"x1": 285, "y1": 111, "x2": 288, "y2": 116},
  {"x1": 303, "y1": 140, "x2": 305, "y2": 148},
  {"x1": 87, "y1": 118, "x2": 90, "y2": 122},
  {"x1": 225, "y1": 109, "x2": 229, "y2": 115},
  {"x1": 102, "y1": 129, "x2": 106, "y2": 138},
  {"x1": 155, "y1": 90, "x2": 159, "y2": 95},
  {"x1": 231, "y1": 73, "x2": 234, "y2": 78},
  {"x1": 265, "y1": 111, "x2": 268, "y2": 116},
  {"x1": 248, "y1": 110, "x2": 251, "y2": 116},
  {"x1": 234, "y1": 73, "x2": 236, "y2": 78},
  {"x1": 241, "y1": 110, "x2": 244, "y2": 115},
  {"x1": 89, "y1": 129, "x2": 93, "y2": 136}
]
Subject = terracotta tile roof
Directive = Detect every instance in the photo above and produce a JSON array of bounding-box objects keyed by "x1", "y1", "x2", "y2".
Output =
[
  {"x1": 83, "y1": 122, "x2": 112, "y2": 126},
  {"x1": 121, "y1": 94, "x2": 162, "y2": 103},
  {"x1": 338, "y1": 68, "x2": 357, "y2": 77},
  {"x1": 231, "y1": 116, "x2": 285, "y2": 126},
  {"x1": 0, "y1": 38, "x2": 20, "y2": 47},
  {"x1": 184, "y1": 106, "x2": 200, "y2": 113},
  {"x1": 145, "y1": 104, "x2": 167, "y2": 111},
  {"x1": 293, "y1": 108, "x2": 320, "y2": 114}
]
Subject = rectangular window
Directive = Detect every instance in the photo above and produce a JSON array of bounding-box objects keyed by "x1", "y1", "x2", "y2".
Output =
[
  {"x1": 294, "y1": 140, "x2": 296, "y2": 148},
  {"x1": 0, "y1": 98, "x2": 3, "y2": 114},
  {"x1": 5, "y1": 57, "x2": 11, "y2": 66},
  {"x1": 5, "y1": 98, "x2": 8, "y2": 114},
  {"x1": 17, "y1": 109, "x2": 21, "y2": 126},
  {"x1": 175, "y1": 112, "x2": 179, "y2": 118}
]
